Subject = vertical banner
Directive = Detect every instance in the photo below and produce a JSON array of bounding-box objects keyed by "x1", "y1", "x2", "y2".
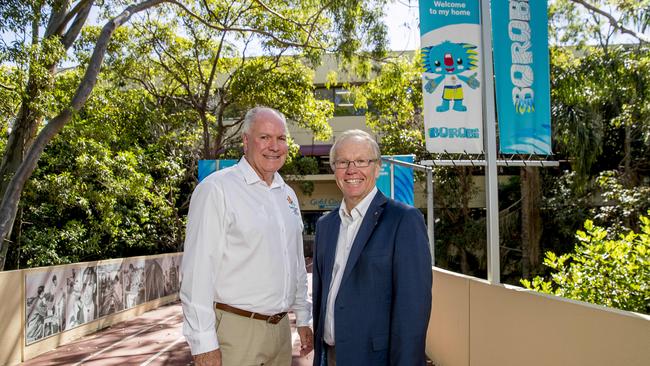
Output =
[
  {"x1": 491, "y1": 0, "x2": 551, "y2": 154},
  {"x1": 377, "y1": 155, "x2": 415, "y2": 206},
  {"x1": 419, "y1": 0, "x2": 484, "y2": 153}
]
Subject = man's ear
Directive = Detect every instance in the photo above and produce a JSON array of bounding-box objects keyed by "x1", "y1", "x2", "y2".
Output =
[{"x1": 242, "y1": 133, "x2": 249, "y2": 153}]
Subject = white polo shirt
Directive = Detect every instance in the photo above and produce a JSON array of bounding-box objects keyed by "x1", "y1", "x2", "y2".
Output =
[{"x1": 180, "y1": 157, "x2": 311, "y2": 355}]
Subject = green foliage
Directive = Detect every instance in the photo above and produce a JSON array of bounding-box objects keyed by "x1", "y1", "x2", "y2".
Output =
[
  {"x1": 281, "y1": 151, "x2": 319, "y2": 196},
  {"x1": 0, "y1": 66, "x2": 20, "y2": 142},
  {"x1": 0, "y1": 0, "x2": 392, "y2": 270},
  {"x1": 355, "y1": 53, "x2": 426, "y2": 157},
  {"x1": 522, "y1": 217, "x2": 650, "y2": 314},
  {"x1": 549, "y1": 0, "x2": 649, "y2": 47},
  {"x1": 594, "y1": 171, "x2": 650, "y2": 235},
  {"x1": 12, "y1": 82, "x2": 198, "y2": 268},
  {"x1": 108, "y1": 17, "x2": 336, "y2": 158},
  {"x1": 551, "y1": 46, "x2": 650, "y2": 189},
  {"x1": 229, "y1": 57, "x2": 334, "y2": 141},
  {"x1": 540, "y1": 170, "x2": 592, "y2": 252}
]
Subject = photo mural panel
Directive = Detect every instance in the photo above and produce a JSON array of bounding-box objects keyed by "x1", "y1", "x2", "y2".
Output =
[
  {"x1": 98, "y1": 263, "x2": 125, "y2": 317},
  {"x1": 122, "y1": 258, "x2": 146, "y2": 309},
  {"x1": 24, "y1": 254, "x2": 183, "y2": 346},
  {"x1": 161, "y1": 255, "x2": 181, "y2": 297},
  {"x1": 145, "y1": 258, "x2": 165, "y2": 302},
  {"x1": 64, "y1": 265, "x2": 98, "y2": 330},
  {"x1": 25, "y1": 269, "x2": 67, "y2": 345}
]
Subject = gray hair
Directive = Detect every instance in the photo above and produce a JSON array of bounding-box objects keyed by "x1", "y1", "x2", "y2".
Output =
[
  {"x1": 329, "y1": 129, "x2": 381, "y2": 169},
  {"x1": 242, "y1": 106, "x2": 288, "y2": 136}
]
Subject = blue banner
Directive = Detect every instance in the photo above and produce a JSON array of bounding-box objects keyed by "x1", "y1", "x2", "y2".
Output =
[
  {"x1": 377, "y1": 155, "x2": 415, "y2": 206},
  {"x1": 419, "y1": 0, "x2": 484, "y2": 153},
  {"x1": 491, "y1": 0, "x2": 552, "y2": 154},
  {"x1": 198, "y1": 159, "x2": 238, "y2": 182}
]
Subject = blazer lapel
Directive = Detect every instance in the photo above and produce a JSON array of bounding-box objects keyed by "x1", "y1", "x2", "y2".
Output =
[{"x1": 340, "y1": 192, "x2": 387, "y2": 286}]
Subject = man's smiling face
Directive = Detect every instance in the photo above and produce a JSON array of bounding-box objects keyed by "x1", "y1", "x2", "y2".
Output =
[
  {"x1": 333, "y1": 137, "x2": 380, "y2": 210},
  {"x1": 243, "y1": 110, "x2": 288, "y2": 184}
]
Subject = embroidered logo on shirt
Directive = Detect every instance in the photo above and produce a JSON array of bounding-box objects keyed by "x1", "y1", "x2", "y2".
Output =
[{"x1": 287, "y1": 196, "x2": 300, "y2": 216}]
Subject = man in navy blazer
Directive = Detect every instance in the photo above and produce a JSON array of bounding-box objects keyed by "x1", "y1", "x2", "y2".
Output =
[{"x1": 312, "y1": 130, "x2": 432, "y2": 366}]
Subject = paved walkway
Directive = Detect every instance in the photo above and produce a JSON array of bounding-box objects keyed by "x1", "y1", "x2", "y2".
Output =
[{"x1": 19, "y1": 301, "x2": 314, "y2": 366}]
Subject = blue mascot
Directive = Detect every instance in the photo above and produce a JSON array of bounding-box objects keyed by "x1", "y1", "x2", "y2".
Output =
[{"x1": 422, "y1": 41, "x2": 480, "y2": 112}]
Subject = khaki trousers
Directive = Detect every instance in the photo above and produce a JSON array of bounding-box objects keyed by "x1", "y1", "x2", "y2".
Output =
[{"x1": 215, "y1": 308, "x2": 292, "y2": 366}]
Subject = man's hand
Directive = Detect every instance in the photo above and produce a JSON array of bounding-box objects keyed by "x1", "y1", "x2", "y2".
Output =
[
  {"x1": 193, "y1": 349, "x2": 222, "y2": 366},
  {"x1": 297, "y1": 326, "x2": 314, "y2": 356}
]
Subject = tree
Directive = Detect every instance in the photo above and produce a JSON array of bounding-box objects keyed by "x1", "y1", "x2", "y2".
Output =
[
  {"x1": 0, "y1": 0, "x2": 390, "y2": 269},
  {"x1": 106, "y1": 5, "x2": 338, "y2": 160},
  {"x1": 550, "y1": 0, "x2": 649, "y2": 47},
  {"x1": 354, "y1": 54, "x2": 427, "y2": 157},
  {"x1": 10, "y1": 81, "x2": 197, "y2": 269},
  {"x1": 527, "y1": 0, "x2": 650, "y2": 278},
  {"x1": 522, "y1": 217, "x2": 650, "y2": 314}
]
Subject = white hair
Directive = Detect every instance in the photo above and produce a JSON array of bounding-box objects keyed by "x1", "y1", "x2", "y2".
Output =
[
  {"x1": 241, "y1": 106, "x2": 287, "y2": 136},
  {"x1": 329, "y1": 129, "x2": 381, "y2": 168}
]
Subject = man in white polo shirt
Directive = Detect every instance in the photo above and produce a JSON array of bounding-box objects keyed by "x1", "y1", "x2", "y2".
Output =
[{"x1": 181, "y1": 106, "x2": 313, "y2": 366}]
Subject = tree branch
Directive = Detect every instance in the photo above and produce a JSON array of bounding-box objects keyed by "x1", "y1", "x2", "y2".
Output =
[
  {"x1": 0, "y1": 83, "x2": 15, "y2": 91},
  {"x1": 61, "y1": 0, "x2": 93, "y2": 49},
  {"x1": 253, "y1": 0, "x2": 306, "y2": 27},
  {"x1": 570, "y1": 0, "x2": 649, "y2": 43},
  {"x1": 46, "y1": 0, "x2": 94, "y2": 39},
  {"x1": 167, "y1": 0, "x2": 328, "y2": 50}
]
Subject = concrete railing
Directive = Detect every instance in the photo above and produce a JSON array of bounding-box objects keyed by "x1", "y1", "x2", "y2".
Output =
[
  {"x1": 426, "y1": 267, "x2": 650, "y2": 366},
  {"x1": 0, "y1": 253, "x2": 182, "y2": 366}
]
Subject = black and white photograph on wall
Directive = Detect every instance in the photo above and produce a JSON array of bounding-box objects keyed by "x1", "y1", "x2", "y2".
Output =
[
  {"x1": 98, "y1": 263, "x2": 124, "y2": 317},
  {"x1": 122, "y1": 258, "x2": 145, "y2": 309},
  {"x1": 25, "y1": 269, "x2": 66, "y2": 345},
  {"x1": 65, "y1": 265, "x2": 98, "y2": 330},
  {"x1": 162, "y1": 255, "x2": 182, "y2": 296},
  {"x1": 144, "y1": 258, "x2": 165, "y2": 302}
]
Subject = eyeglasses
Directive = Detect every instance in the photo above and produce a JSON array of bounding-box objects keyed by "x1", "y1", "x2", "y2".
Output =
[{"x1": 333, "y1": 159, "x2": 377, "y2": 169}]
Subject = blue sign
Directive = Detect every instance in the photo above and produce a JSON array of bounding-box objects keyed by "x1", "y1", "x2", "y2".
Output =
[
  {"x1": 198, "y1": 159, "x2": 238, "y2": 182},
  {"x1": 377, "y1": 155, "x2": 415, "y2": 206},
  {"x1": 491, "y1": 0, "x2": 552, "y2": 154}
]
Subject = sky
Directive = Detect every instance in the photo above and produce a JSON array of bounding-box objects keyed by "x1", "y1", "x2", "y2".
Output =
[{"x1": 384, "y1": 0, "x2": 421, "y2": 51}]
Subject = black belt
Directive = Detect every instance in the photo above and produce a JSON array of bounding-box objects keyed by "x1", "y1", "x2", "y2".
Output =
[{"x1": 215, "y1": 303, "x2": 287, "y2": 324}]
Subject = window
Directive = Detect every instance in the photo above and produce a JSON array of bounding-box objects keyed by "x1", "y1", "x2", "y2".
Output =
[{"x1": 313, "y1": 86, "x2": 365, "y2": 116}]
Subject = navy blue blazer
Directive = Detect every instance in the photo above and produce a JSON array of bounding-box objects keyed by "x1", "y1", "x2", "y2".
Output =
[{"x1": 312, "y1": 191, "x2": 432, "y2": 366}]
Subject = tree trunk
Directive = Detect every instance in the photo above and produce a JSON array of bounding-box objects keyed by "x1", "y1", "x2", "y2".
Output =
[
  {"x1": 0, "y1": 0, "x2": 169, "y2": 270},
  {"x1": 0, "y1": 68, "x2": 55, "y2": 261},
  {"x1": 0, "y1": 71, "x2": 53, "y2": 197},
  {"x1": 520, "y1": 167, "x2": 542, "y2": 278},
  {"x1": 199, "y1": 111, "x2": 212, "y2": 159},
  {"x1": 623, "y1": 123, "x2": 636, "y2": 187}
]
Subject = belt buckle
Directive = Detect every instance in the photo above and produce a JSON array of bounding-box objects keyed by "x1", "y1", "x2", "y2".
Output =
[{"x1": 267, "y1": 313, "x2": 284, "y2": 324}]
